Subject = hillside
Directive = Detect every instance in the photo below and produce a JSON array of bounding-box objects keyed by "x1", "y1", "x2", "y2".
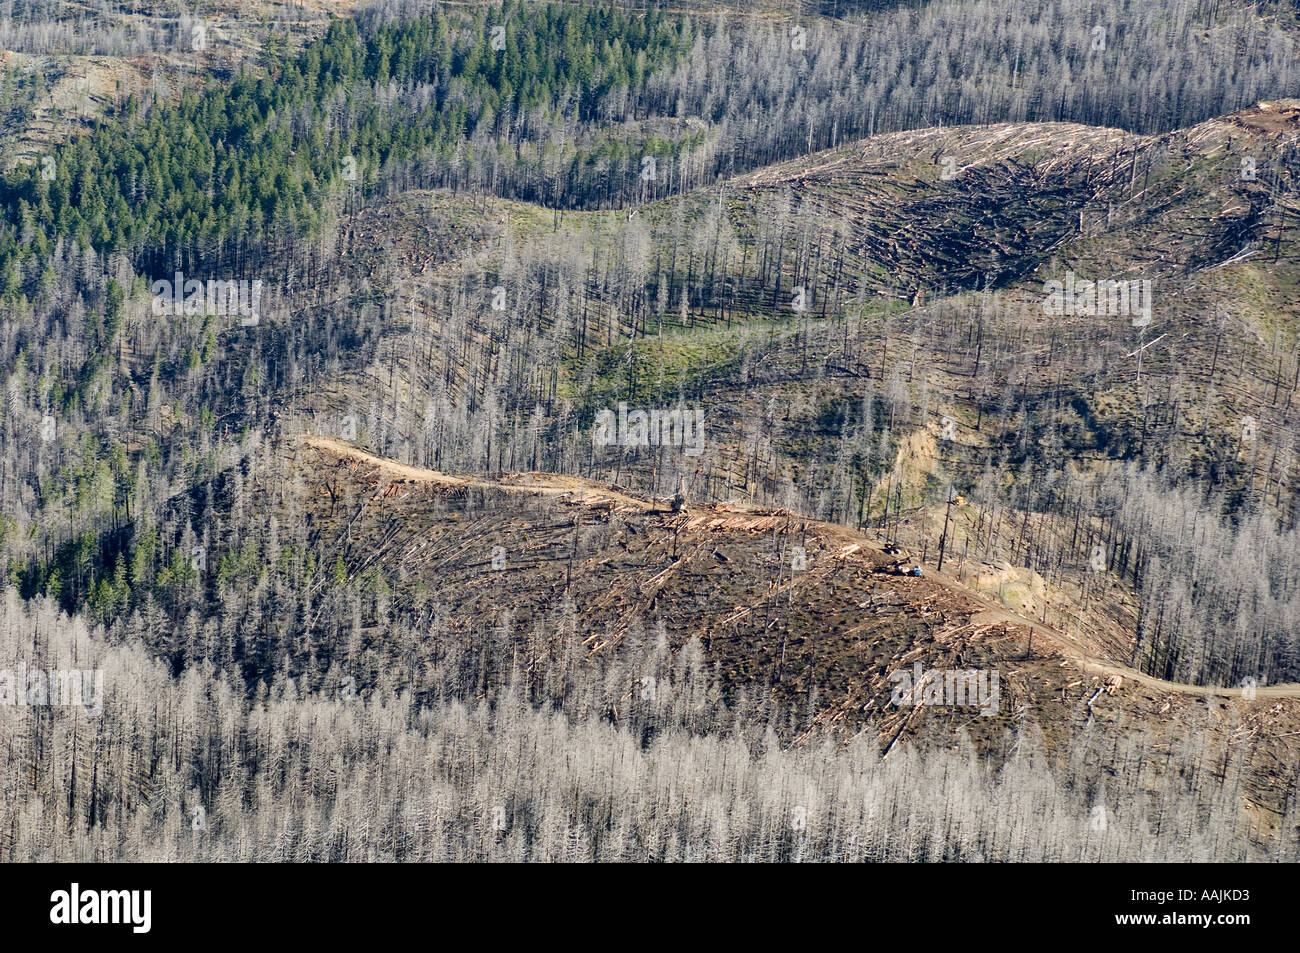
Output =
[
  {"x1": 5, "y1": 0, "x2": 1300, "y2": 867},
  {"x1": 299, "y1": 103, "x2": 1300, "y2": 511},
  {"x1": 0, "y1": 1, "x2": 349, "y2": 168},
  {"x1": 229, "y1": 103, "x2": 1300, "y2": 692},
  {"x1": 203, "y1": 432, "x2": 1300, "y2": 839}
]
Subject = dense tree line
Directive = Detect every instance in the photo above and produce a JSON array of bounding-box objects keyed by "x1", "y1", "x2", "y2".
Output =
[
  {"x1": 0, "y1": 2, "x2": 687, "y2": 298},
  {"x1": 0, "y1": 0, "x2": 171, "y2": 56},
  {"x1": 0, "y1": 1, "x2": 687, "y2": 608},
  {"x1": 2, "y1": 0, "x2": 1299, "y2": 773},
  {"x1": 7, "y1": 0, "x2": 1300, "y2": 304},
  {"x1": 3, "y1": 1, "x2": 1300, "y2": 863},
  {"x1": 1, "y1": 588, "x2": 1293, "y2": 862}
]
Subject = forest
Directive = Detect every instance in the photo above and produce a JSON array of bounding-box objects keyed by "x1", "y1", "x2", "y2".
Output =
[
  {"x1": 3, "y1": 585, "x2": 1291, "y2": 862},
  {"x1": 1, "y1": 0, "x2": 1299, "y2": 863}
]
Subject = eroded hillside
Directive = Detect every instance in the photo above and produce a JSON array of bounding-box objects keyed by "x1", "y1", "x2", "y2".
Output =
[{"x1": 234, "y1": 433, "x2": 1300, "y2": 839}]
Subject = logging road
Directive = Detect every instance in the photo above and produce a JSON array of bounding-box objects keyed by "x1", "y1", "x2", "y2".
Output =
[{"x1": 302, "y1": 434, "x2": 1300, "y2": 701}]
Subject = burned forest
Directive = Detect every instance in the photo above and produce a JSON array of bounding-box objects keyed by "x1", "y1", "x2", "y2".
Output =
[{"x1": 0, "y1": 0, "x2": 1299, "y2": 886}]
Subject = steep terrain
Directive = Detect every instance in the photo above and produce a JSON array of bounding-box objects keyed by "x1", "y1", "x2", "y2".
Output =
[
  {"x1": 6, "y1": 0, "x2": 1300, "y2": 862},
  {"x1": 221, "y1": 103, "x2": 1300, "y2": 695},
  {"x1": 301, "y1": 103, "x2": 1300, "y2": 510},
  {"x1": 0, "y1": 1, "x2": 345, "y2": 167},
  {"x1": 212, "y1": 432, "x2": 1300, "y2": 836}
]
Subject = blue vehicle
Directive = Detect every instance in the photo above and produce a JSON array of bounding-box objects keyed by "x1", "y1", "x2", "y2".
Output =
[{"x1": 880, "y1": 560, "x2": 923, "y2": 577}]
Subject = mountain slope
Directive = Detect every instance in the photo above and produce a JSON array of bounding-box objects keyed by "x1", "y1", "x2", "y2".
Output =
[{"x1": 185, "y1": 431, "x2": 1298, "y2": 838}]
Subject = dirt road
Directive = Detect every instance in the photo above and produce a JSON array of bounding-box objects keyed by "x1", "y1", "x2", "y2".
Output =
[{"x1": 304, "y1": 434, "x2": 1300, "y2": 700}]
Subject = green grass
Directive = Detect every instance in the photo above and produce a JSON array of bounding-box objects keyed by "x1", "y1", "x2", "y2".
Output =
[{"x1": 561, "y1": 316, "x2": 779, "y2": 405}]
